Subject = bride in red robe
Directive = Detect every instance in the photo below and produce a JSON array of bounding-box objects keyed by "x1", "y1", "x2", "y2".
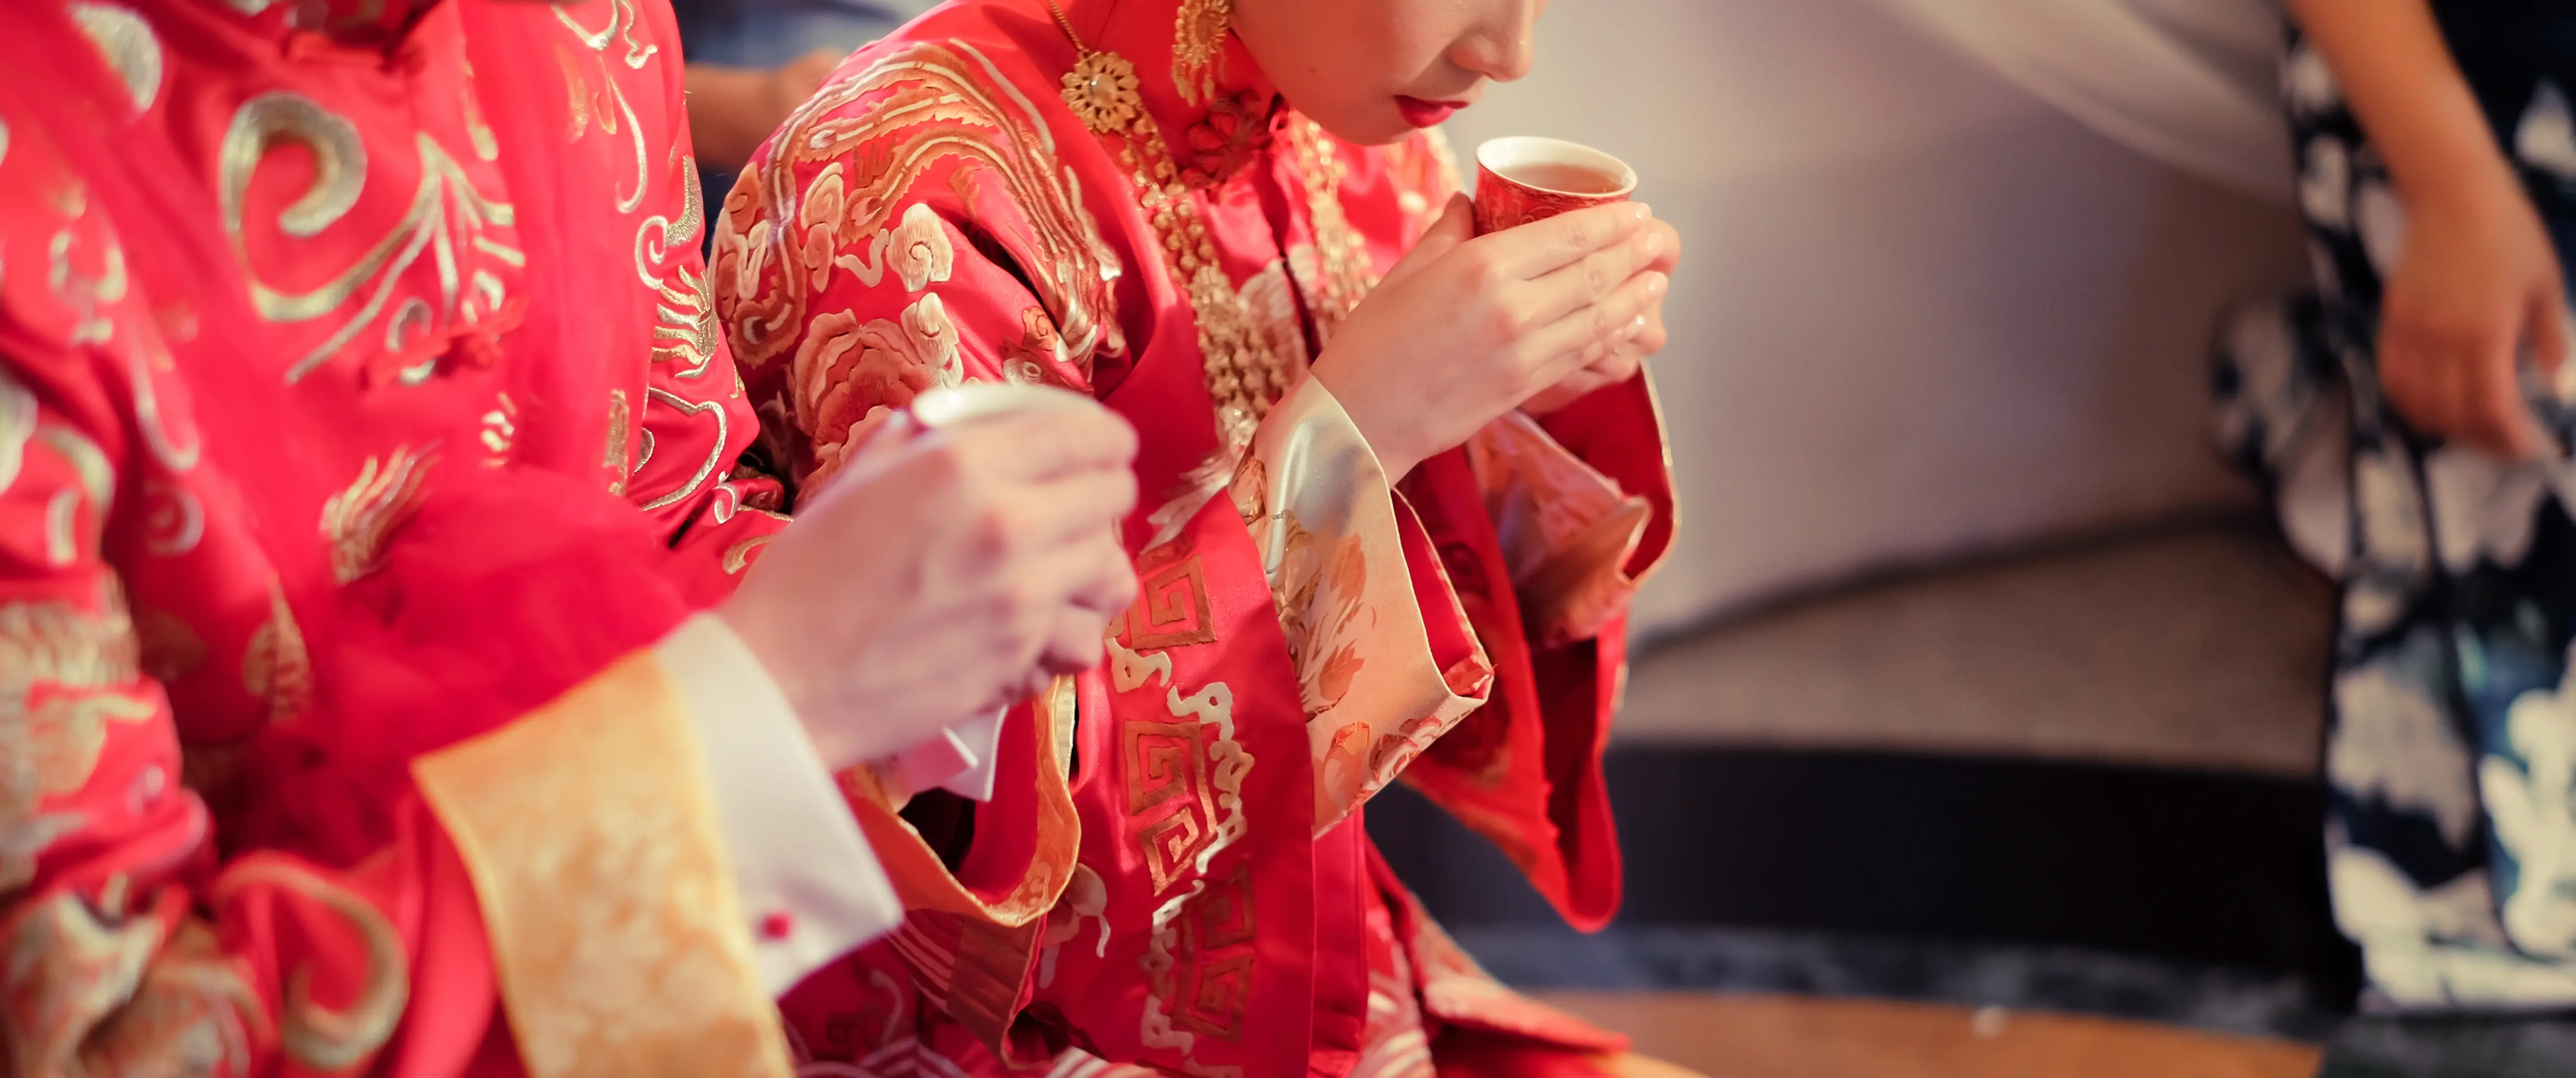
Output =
[{"x1": 713, "y1": 0, "x2": 1683, "y2": 1074}]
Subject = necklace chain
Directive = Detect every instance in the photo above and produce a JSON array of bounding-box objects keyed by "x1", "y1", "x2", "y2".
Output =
[
  {"x1": 1041, "y1": 0, "x2": 1089, "y2": 55},
  {"x1": 1035, "y1": 0, "x2": 1327, "y2": 454}
]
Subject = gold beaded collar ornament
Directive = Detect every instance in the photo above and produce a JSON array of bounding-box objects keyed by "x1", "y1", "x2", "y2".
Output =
[
  {"x1": 1050, "y1": 8, "x2": 1145, "y2": 135},
  {"x1": 1040, "y1": 0, "x2": 1305, "y2": 454}
]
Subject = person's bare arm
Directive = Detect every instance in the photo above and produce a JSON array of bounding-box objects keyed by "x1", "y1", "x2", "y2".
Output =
[
  {"x1": 2288, "y1": 0, "x2": 2567, "y2": 457},
  {"x1": 685, "y1": 49, "x2": 844, "y2": 172}
]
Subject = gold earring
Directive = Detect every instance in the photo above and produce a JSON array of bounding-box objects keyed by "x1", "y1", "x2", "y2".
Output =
[{"x1": 1172, "y1": 0, "x2": 1232, "y2": 105}]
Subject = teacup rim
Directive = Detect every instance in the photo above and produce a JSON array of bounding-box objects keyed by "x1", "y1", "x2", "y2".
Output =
[
  {"x1": 1475, "y1": 136, "x2": 1638, "y2": 198},
  {"x1": 910, "y1": 381, "x2": 1094, "y2": 428}
]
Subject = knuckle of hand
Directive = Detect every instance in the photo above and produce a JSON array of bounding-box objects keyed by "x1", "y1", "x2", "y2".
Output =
[
  {"x1": 1585, "y1": 253, "x2": 1619, "y2": 297},
  {"x1": 1572, "y1": 212, "x2": 1608, "y2": 251},
  {"x1": 971, "y1": 501, "x2": 1018, "y2": 561},
  {"x1": 1589, "y1": 303, "x2": 1620, "y2": 342},
  {"x1": 1557, "y1": 226, "x2": 1590, "y2": 265},
  {"x1": 918, "y1": 440, "x2": 969, "y2": 486},
  {"x1": 1010, "y1": 575, "x2": 1057, "y2": 626}
]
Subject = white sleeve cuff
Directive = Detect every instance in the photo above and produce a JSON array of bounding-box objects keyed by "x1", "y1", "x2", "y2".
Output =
[
  {"x1": 655, "y1": 613, "x2": 904, "y2": 996},
  {"x1": 886, "y1": 708, "x2": 1006, "y2": 803}
]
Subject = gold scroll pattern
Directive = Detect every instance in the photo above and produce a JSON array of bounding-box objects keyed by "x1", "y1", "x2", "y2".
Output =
[
  {"x1": 207, "y1": 861, "x2": 409, "y2": 1071},
  {"x1": 217, "y1": 92, "x2": 523, "y2": 384}
]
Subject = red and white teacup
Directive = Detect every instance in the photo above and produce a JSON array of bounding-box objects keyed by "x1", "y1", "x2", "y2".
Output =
[{"x1": 1472, "y1": 136, "x2": 1639, "y2": 235}]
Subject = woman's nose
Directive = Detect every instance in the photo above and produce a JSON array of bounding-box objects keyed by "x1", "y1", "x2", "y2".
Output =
[{"x1": 1457, "y1": 0, "x2": 1540, "y2": 83}]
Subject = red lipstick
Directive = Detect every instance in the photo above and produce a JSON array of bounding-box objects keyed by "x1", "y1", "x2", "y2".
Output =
[{"x1": 1395, "y1": 96, "x2": 1466, "y2": 128}]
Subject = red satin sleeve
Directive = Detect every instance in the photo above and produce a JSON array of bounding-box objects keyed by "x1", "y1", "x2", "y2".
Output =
[{"x1": 1397, "y1": 374, "x2": 1676, "y2": 931}]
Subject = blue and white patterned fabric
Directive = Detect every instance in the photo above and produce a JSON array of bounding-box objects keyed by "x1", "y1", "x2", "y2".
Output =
[{"x1": 2216, "y1": 5, "x2": 2576, "y2": 1011}]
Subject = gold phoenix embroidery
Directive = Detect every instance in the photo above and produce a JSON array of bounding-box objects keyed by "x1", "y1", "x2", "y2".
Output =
[
  {"x1": 1, "y1": 591, "x2": 143, "y2": 891},
  {"x1": 638, "y1": 154, "x2": 718, "y2": 374},
  {"x1": 0, "y1": 593, "x2": 139, "y2": 690},
  {"x1": 730, "y1": 42, "x2": 1122, "y2": 371},
  {"x1": 28, "y1": 688, "x2": 156, "y2": 800},
  {"x1": 242, "y1": 582, "x2": 311, "y2": 722},
  {"x1": 0, "y1": 892, "x2": 178, "y2": 1074},
  {"x1": 321, "y1": 447, "x2": 434, "y2": 583},
  {"x1": 75, "y1": 920, "x2": 266, "y2": 1075}
]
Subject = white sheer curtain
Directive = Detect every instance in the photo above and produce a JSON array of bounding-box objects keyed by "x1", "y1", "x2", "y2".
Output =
[{"x1": 1868, "y1": 0, "x2": 2293, "y2": 202}]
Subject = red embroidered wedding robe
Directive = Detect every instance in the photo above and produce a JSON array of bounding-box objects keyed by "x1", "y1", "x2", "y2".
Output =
[
  {"x1": 0, "y1": 2, "x2": 890, "y2": 1074},
  {"x1": 713, "y1": 1, "x2": 1678, "y2": 1074}
]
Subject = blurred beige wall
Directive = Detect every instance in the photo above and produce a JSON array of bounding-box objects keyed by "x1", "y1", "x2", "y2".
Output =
[{"x1": 1445, "y1": 0, "x2": 2306, "y2": 640}]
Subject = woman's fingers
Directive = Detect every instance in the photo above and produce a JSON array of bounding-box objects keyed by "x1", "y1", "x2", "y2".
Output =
[
  {"x1": 2530, "y1": 287, "x2": 2576, "y2": 404},
  {"x1": 1382, "y1": 194, "x2": 1477, "y2": 290},
  {"x1": 2384, "y1": 315, "x2": 2553, "y2": 458},
  {"x1": 2470, "y1": 331, "x2": 2551, "y2": 458},
  {"x1": 1003, "y1": 467, "x2": 1141, "y2": 548},
  {"x1": 943, "y1": 403, "x2": 1140, "y2": 484},
  {"x1": 1520, "y1": 223, "x2": 1669, "y2": 328},
  {"x1": 1068, "y1": 532, "x2": 1140, "y2": 615},
  {"x1": 1525, "y1": 270, "x2": 1667, "y2": 377},
  {"x1": 1641, "y1": 216, "x2": 1683, "y2": 275},
  {"x1": 1005, "y1": 534, "x2": 1128, "y2": 670},
  {"x1": 1037, "y1": 606, "x2": 1113, "y2": 675},
  {"x1": 1479, "y1": 202, "x2": 1651, "y2": 280}
]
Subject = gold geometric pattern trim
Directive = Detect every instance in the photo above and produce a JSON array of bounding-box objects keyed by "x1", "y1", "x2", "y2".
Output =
[{"x1": 414, "y1": 654, "x2": 789, "y2": 1078}]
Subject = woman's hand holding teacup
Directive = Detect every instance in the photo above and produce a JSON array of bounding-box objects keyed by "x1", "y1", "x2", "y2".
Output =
[
  {"x1": 1521, "y1": 211, "x2": 1680, "y2": 415},
  {"x1": 1311, "y1": 194, "x2": 1672, "y2": 481}
]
